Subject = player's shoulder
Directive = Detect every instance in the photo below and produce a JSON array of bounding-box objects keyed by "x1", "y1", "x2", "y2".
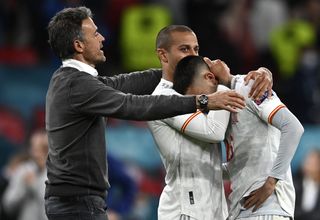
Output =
[
  {"x1": 152, "y1": 80, "x2": 180, "y2": 96},
  {"x1": 217, "y1": 85, "x2": 230, "y2": 91},
  {"x1": 152, "y1": 86, "x2": 178, "y2": 95},
  {"x1": 233, "y1": 75, "x2": 252, "y2": 97}
]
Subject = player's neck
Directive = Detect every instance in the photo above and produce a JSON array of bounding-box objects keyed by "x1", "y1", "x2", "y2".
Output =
[{"x1": 162, "y1": 70, "x2": 174, "y2": 82}]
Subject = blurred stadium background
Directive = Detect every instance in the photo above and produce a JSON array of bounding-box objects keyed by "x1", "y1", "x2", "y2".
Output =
[{"x1": 0, "y1": 0, "x2": 320, "y2": 219}]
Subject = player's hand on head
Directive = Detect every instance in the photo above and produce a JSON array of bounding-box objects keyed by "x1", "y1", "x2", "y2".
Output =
[
  {"x1": 207, "y1": 90, "x2": 245, "y2": 113},
  {"x1": 244, "y1": 67, "x2": 273, "y2": 101},
  {"x1": 204, "y1": 57, "x2": 232, "y2": 86}
]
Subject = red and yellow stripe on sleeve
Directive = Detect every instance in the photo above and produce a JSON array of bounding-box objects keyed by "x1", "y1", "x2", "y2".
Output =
[
  {"x1": 180, "y1": 111, "x2": 202, "y2": 133},
  {"x1": 268, "y1": 104, "x2": 286, "y2": 124}
]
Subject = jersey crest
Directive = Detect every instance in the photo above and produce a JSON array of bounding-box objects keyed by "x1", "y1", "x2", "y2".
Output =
[{"x1": 254, "y1": 91, "x2": 269, "y2": 105}]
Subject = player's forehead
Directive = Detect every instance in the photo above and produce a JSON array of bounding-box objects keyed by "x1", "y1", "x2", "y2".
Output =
[{"x1": 169, "y1": 31, "x2": 198, "y2": 47}]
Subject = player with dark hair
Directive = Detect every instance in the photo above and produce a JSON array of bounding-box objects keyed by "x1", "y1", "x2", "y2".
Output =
[
  {"x1": 149, "y1": 55, "x2": 230, "y2": 219},
  {"x1": 148, "y1": 24, "x2": 273, "y2": 220}
]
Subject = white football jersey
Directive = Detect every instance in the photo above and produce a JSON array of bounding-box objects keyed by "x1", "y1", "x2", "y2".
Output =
[
  {"x1": 225, "y1": 76, "x2": 295, "y2": 220},
  {"x1": 148, "y1": 78, "x2": 230, "y2": 220}
]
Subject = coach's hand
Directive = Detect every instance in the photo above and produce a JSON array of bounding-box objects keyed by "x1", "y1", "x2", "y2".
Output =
[
  {"x1": 204, "y1": 90, "x2": 245, "y2": 113},
  {"x1": 243, "y1": 176, "x2": 277, "y2": 212}
]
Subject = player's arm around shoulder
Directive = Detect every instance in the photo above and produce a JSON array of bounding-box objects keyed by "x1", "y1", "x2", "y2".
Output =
[
  {"x1": 100, "y1": 68, "x2": 162, "y2": 94},
  {"x1": 161, "y1": 85, "x2": 230, "y2": 143}
]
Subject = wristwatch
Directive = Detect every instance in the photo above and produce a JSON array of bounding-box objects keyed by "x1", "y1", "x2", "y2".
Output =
[{"x1": 197, "y1": 94, "x2": 209, "y2": 112}]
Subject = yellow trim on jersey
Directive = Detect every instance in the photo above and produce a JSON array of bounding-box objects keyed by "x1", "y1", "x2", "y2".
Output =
[
  {"x1": 181, "y1": 111, "x2": 202, "y2": 133},
  {"x1": 268, "y1": 104, "x2": 286, "y2": 124}
]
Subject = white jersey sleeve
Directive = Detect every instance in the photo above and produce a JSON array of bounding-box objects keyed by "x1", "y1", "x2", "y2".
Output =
[
  {"x1": 233, "y1": 76, "x2": 285, "y2": 125},
  {"x1": 162, "y1": 109, "x2": 230, "y2": 143},
  {"x1": 156, "y1": 85, "x2": 230, "y2": 143},
  {"x1": 234, "y1": 75, "x2": 303, "y2": 180},
  {"x1": 253, "y1": 94, "x2": 286, "y2": 125}
]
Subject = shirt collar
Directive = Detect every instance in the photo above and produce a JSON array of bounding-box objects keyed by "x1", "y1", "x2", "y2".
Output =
[
  {"x1": 159, "y1": 78, "x2": 173, "y2": 88},
  {"x1": 62, "y1": 59, "x2": 98, "y2": 77}
]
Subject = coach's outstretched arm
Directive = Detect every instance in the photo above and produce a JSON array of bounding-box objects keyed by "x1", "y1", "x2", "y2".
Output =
[{"x1": 200, "y1": 90, "x2": 245, "y2": 113}]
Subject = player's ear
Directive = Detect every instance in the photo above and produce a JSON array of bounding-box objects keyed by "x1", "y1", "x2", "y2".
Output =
[
  {"x1": 74, "y1": 39, "x2": 85, "y2": 53},
  {"x1": 204, "y1": 72, "x2": 215, "y2": 81},
  {"x1": 157, "y1": 48, "x2": 168, "y2": 63}
]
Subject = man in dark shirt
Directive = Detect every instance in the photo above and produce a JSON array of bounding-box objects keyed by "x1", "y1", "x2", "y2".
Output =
[{"x1": 45, "y1": 6, "x2": 267, "y2": 220}]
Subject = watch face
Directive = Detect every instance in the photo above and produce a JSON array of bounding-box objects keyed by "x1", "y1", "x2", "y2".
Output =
[
  {"x1": 199, "y1": 94, "x2": 208, "y2": 109},
  {"x1": 199, "y1": 94, "x2": 208, "y2": 104}
]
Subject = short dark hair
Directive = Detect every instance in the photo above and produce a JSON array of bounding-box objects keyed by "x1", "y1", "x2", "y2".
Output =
[
  {"x1": 173, "y1": 55, "x2": 208, "y2": 95},
  {"x1": 47, "y1": 6, "x2": 93, "y2": 60},
  {"x1": 156, "y1": 25, "x2": 194, "y2": 50}
]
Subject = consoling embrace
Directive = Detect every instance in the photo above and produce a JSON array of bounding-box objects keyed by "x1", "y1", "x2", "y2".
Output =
[
  {"x1": 148, "y1": 25, "x2": 303, "y2": 220},
  {"x1": 45, "y1": 6, "x2": 303, "y2": 220}
]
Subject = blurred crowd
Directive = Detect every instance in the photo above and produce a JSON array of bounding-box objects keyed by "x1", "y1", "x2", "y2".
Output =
[
  {"x1": 1, "y1": 0, "x2": 320, "y2": 219},
  {"x1": 294, "y1": 149, "x2": 320, "y2": 220},
  {"x1": 1, "y1": 0, "x2": 320, "y2": 123},
  {"x1": 0, "y1": 130, "x2": 48, "y2": 220}
]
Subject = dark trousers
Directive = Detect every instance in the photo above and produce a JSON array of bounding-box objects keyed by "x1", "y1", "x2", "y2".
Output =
[{"x1": 45, "y1": 195, "x2": 108, "y2": 220}]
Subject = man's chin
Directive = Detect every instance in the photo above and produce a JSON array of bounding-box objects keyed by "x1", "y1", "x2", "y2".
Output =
[{"x1": 96, "y1": 56, "x2": 106, "y2": 64}]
